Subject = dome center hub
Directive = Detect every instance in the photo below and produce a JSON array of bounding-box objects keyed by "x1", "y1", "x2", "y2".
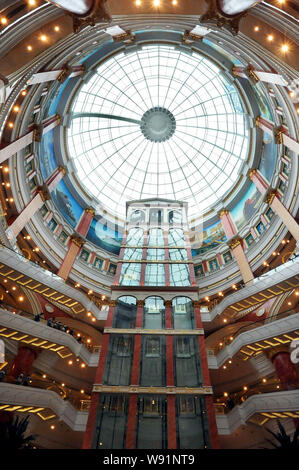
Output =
[{"x1": 140, "y1": 107, "x2": 176, "y2": 142}]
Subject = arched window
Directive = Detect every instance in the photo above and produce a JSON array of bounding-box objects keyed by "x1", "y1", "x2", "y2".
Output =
[
  {"x1": 148, "y1": 228, "x2": 164, "y2": 246},
  {"x1": 172, "y1": 297, "x2": 194, "y2": 329},
  {"x1": 130, "y1": 210, "x2": 145, "y2": 224},
  {"x1": 113, "y1": 296, "x2": 137, "y2": 329},
  {"x1": 168, "y1": 228, "x2": 185, "y2": 246},
  {"x1": 126, "y1": 228, "x2": 144, "y2": 246},
  {"x1": 143, "y1": 296, "x2": 165, "y2": 329}
]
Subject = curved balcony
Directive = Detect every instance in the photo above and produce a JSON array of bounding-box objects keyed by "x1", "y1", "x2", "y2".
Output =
[
  {"x1": 0, "y1": 307, "x2": 100, "y2": 365},
  {"x1": 0, "y1": 383, "x2": 297, "y2": 435},
  {"x1": 0, "y1": 244, "x2": 107, "y2": 320},
  {"x1": 215, "y1": 390, "x2": 299, "y2": 434},
  {"x1": 207, "y1": 312, "x2": 299, "y2": 368},
  {"x1": 201, "y1": 256, "x2": 299, "y2": 323},
  {"x1": 0, "y1": 382, "x2": 87, "y2": 431}
]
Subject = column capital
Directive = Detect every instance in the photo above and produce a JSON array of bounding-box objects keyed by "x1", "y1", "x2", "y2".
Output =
[
  {"x1": 200, "y1": 0, "x2": 246, "y2": 35},
  {"x1": 164, "y1": 300, "x2": 172, "y2": 308},
  {"x1": 57, "y1": 65, "x2": 72, "y2": 83},
  {"x1": 265, "y1": 188, "x2": 277, "y2": 205},
  {"x1": 57, "y1": 165, "x2": 67, "y2": 176},
  {"x1": 137, "y1": 299, "x2": 145, "y2": 307},
  {"x1": 246, "y1": 64, "x2": 260, "y2": 83},
  {"x1": 113, "y1": 30, "x2": 135, "y2": 43},
  {"x1": 274, "y1": 127, "x2": 283, "y2": 145},
  {"x1": 71, "y1": 0, "x2": 111, "y2": 33},
  {"x1": 183, "y1": 29, "x2": 203, "y2": 42},
  {"x1": 37, "y1": 185, "x2": 50, "y2": 202},
  {"x1": 70, "y1": 234, "x2": 85, "y2": 248},
  {"x1": 228, "y1": 236, "x2": 242, "y2": 250},
  {"x1": 193, "y1": 300, "x2": 201, "y2": 308},
  {"x1": 254, "y1": 116, "x2": 261, "y2": 127},
  {"x1": 248, "y1": 168, "x2": 257, "y2": 179},
  {"x1": 218, "y1": 209, "x2": 229, "y2": 218},
  {"x1": 109, "y1": 300, "x2": 117, "y2": 307},
  {"x1": 85, "y1": 207, "x2": 95, "y2": 216},
  {"x1": 32, "y1": 124, "x2": 43, "y2": 142}
]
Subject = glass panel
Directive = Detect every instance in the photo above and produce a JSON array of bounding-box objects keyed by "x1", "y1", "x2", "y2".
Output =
[
  {"x1": 172, "y1": 297, "x2": 194, "y2": 329},
  {"x1": 145, "y1": 264, "x2": 165, "y2": 286},
  {"x1": 146, "y1": 248, "x2": 165, "y2": 261},
  {"x1": 123, "y1": 248, "x2": 143, "y2": 261},
  {"x1": 143, "y1": 296, "x2": 165, "y2": 329},
  {"x1": 119, "y1": 263, "x2": 141, "y2": 286},
  {"x1": 148, "y1": 228, "x2": 164, "y2": 246},
  {"x1": 169, "y1": 248, "x2": 188, "y2": 261},
  {"x1": 113, "y1": 296, "x2": 137, "y2": 329},
  {"x1": 67, "y1": 45, "x2": 249, "y2": 221},
  {"x1": 93, "y1": 395, "x2": 128, "y2": 449},
  {"x1": 173, "y1": 336, "x2": 203, "y2": 387},
  {"x1": 136, "y1": 396, "x2": 167, "y2": 449},
  {"x1": 103, "y1": 335, "x2": 133, "y2": 385},
  {"x1": 168, "y1": 210, "x2": 182, "y2": 225},
  {"x1": 140, "y1": 336, "x2": 166, "y2": 386},
  {"x1": 170, "y1": 264, "x2": 190, "y2": 286},
  {"x1": 149, "y1": 208, "x2": 163, "y2": 225},
  {"x1": 168, "y1": 228, "x2": 185, "y2": 246},
  {"x1": 176, "y1": 396, "x2": 211, "y2": 449},
  {"x1": 126, "y1": 228, "x2": 144, "y2": 246}
]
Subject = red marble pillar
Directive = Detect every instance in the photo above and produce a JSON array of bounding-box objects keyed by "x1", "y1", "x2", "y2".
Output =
[
  {"x1": 82, "y1": 392, "x2": 100, "y2": 449},
  {"x1": 167, "y1": 395, "x2": 177, "y2": 449},
  {"x1": 250, "y1": 169, "x2": 299, "y2": 241},
  {"x1": 58, "y1": 207, "x2": 94, "y2": 280},
  {"x1": 271, "y1": 351, "x2": 299, "y2": 390},
  {"x1": 165, "y1": 300, "x2": 172, "y2": 329},
  {"x1": 126, "y1": 394, "x2": 138, "y2": 449},
  {"x1": 136, "y1": 300, "x2": 144, "y2": 328},
  {"x1": 219, "y1": 210, "x2": 254, "y2": 285},
  {"x1": 8, "y1": 346, "x2": 36, "y2": 378},
  {"x1": 205, "y1": 395, "x2": 220, "y2": 449}
]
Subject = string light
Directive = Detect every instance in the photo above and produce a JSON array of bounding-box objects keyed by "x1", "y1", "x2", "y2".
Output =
[{"x1": 13, "y1": 105, "x2": 20, "y2": 112}]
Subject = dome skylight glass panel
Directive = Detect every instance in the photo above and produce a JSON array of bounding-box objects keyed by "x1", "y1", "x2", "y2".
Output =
[{"x1": 67, "y1": 44, "x2": 249, "y2": 219}]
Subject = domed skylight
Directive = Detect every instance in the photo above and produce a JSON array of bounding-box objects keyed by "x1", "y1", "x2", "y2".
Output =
[{"x1": 67, "y1": 44, "x2": 249, "y2": 220}]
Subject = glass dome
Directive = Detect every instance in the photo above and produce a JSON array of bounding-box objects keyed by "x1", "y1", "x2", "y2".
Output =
[{"x1": 67, "y1": 44, "x2": 249, "y2": 220}]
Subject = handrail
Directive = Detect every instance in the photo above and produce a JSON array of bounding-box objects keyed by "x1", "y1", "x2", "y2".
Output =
[{"x1": 0, "y1": 244, "x2": 107, "y2": 319}]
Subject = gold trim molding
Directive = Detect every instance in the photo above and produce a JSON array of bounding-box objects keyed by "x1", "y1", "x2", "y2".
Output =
[
  {"x1": 104, "y1": 328, "x2": 204, "y2": 335},
  {"x1": 92, "y1": 385, "x2": 213, "y2": 395}
]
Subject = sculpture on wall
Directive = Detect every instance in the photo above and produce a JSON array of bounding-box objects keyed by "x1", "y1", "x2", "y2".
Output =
[
  {"x1": 201, "y1": 0, "x2": 263, "y2": 35},
  {"x1": 46, "y1": 0, "x2": 111, "y2": 32}
]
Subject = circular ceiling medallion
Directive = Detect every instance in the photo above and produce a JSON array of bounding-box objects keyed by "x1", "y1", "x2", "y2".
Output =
[{"x1": 140, "y1": 107, "x2": 176, "y2": 142}]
